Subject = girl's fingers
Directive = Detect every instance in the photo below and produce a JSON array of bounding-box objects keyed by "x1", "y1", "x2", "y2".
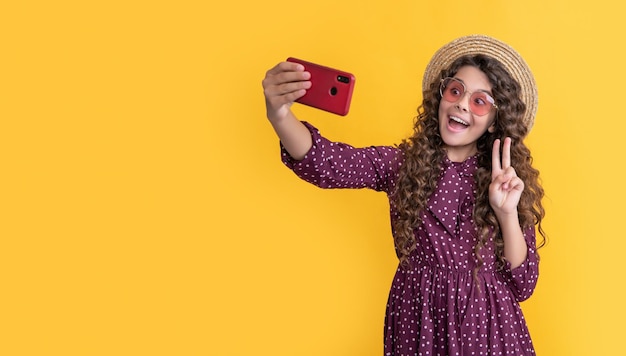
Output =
[
  {"x1": 265, "y1": 61, "x2": 305, "y2": 76},
  {"x1": 262, "y1": 61, "x2": 311, "y2": 106},
  {"x1": 271, "y1": 70, "x2": 310, "y2": 88},
  {"x1": 492, "y1": 172, "x2": 509, "y2": 187},
  {"x1": 281, "y1": 89, "x2": 307, "y2": 104},
  {"x1": 509, "y1": 176, "x2": 524, "y2": 192},
  {"x1": 265, "y1": 80, "x2": 311, "y2": 100},
  {"x1": 264, "y1": 62, "x2": 309, "y2": 85},
  {"x1": 493, "y1": 167, "x2": 520, "y2": 191},
  {"x1": 262, "y1": 61, "x2": 310, "y2": 121},
  {"x1": 502, "y1": 137, "x2": 512, "y2": 169},
  {"x1": 492, "y1": 137, "x2": 514, "y2": 179},
  {"x1": 492, "y1": 138, "x2": 502, "y2": 176},
  {"x1": 263, "y1": 68, "x2": 310, "y2": 97},
  {"x1": 278, "y1": 79, "x2": 311, "y2": 95}
]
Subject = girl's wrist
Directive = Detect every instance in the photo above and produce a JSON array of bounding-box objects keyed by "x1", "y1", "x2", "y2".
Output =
[{"x1": 494, "y1": 210, "x2": 520, "y2": 226}]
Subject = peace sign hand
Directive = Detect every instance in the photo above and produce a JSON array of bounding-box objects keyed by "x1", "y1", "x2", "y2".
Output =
[{"x1": 489, "y1": 137, "x2": 524, "y2": 217}]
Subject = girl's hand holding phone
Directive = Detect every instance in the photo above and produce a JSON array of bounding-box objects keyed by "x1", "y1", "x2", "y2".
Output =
[
  {"x1": 286, "y1": 58, "x2": 355, "y2": 116},
  {"x1": 262, "y1": 62, "x2": 311, "y2": 123}
]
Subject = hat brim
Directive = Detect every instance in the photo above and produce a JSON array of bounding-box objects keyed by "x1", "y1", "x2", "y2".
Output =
[{"x1": 422, "y1": 35, "x2": 537, "y2": 131}]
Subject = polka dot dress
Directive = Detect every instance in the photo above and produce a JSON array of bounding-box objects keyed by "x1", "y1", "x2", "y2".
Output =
[{"x1": 282, "y1": 123, "x2": 539, "y2": 356}]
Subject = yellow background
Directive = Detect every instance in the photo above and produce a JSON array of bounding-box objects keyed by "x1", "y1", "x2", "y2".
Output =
[{"x1": 1, "y1": 0, "x2": 622, "y2": 355}]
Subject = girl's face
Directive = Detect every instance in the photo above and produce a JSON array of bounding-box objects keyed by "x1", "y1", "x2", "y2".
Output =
[{"x1": 438, "y1": 65, "x2": 497, "y2": 162}]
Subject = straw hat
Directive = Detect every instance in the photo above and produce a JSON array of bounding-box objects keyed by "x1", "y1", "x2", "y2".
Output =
[{"x1": 422, "y1": 34, "x2": 538, "y2": 131}]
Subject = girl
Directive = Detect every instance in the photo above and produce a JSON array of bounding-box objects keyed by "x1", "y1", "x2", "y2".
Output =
[{"x1": 262, "y1": 35, "x2": 545, "y2": 356}]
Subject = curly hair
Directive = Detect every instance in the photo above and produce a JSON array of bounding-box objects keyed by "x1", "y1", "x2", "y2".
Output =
[{"x1": 392, "y1": 54, "x2": 546, "y2": 279}]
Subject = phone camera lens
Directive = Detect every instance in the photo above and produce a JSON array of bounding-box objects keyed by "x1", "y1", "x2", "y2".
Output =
[{"x1": 337, "y1": 75, "x2": 350, "y2": 84}]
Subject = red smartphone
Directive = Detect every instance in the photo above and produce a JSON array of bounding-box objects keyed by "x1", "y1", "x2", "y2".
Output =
[{"x1": 287, "y1": 57, "x2": 355, "y2": 116}]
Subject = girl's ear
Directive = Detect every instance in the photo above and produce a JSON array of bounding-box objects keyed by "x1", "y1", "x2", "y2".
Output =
[{"x1": 488, "y1": 122, "x2": 496, "y2": 133}]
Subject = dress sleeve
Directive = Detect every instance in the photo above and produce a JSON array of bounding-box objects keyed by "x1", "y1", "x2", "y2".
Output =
[
  {"x1": 281, "y1": 121, "x2": 402, "y2": 194},
  {"x1": 498, "y1": 225, "x2": 540, "y2": 302}
]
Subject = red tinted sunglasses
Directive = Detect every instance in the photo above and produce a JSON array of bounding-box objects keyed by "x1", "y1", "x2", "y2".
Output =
[{"x1": 439, "y1": 77, "x2": 498, "y2": 116}]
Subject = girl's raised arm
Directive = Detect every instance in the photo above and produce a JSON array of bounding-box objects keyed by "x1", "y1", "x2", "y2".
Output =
[{"x1": 490, "y1": 137, "x2": 528, "y2": 268}]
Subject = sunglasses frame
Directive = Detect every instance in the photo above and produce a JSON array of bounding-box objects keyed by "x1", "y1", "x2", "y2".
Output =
[{"x1": 439, "y1": 77, "x2": 499, "y2": 116}]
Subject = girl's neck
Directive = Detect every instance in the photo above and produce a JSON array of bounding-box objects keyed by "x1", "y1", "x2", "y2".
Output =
[{"x1": 444, "y1": 146, "x2": 478, "y2": 162}]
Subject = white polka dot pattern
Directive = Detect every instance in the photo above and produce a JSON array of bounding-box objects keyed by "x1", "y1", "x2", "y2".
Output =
[{"x1": 281, "y1": 122, "x2": 539, "y2": 355}]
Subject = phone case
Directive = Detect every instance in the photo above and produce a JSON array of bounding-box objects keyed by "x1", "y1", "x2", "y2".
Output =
[{"x1": 287, "y1": 57, "x2": 355, "y2": 116}]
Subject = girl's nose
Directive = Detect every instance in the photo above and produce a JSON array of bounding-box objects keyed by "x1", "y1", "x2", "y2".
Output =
[{"x1": 455, "y1": 92, "x2": 471, "y2": 113}]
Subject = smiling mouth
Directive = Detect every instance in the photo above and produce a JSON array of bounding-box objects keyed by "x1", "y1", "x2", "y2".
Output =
[{"x1": 449, "y1": 115, "x2": 469, "y2": 128}]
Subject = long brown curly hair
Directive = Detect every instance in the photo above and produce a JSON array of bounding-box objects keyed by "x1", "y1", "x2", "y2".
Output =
[{"x1": 392, "y1": 54, "x2": 546, "y2": 276}]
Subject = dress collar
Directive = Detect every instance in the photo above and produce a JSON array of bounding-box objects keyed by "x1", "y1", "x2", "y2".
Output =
[
  {"x1": 441, "y1": 154, "x2": 479, "y2": 178},
  {"x1": 425, "y1": 154, "x2": 478, "y2": 237}
]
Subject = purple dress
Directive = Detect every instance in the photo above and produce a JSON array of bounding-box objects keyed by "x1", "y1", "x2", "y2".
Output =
[{"x1": 281, "y1": 122, "x2": 538, "y2": 356}]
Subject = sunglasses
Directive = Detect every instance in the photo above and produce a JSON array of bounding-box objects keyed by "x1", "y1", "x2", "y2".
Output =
[{"x1": 439, "y1": 77, "x2": 498, "y2": 116}]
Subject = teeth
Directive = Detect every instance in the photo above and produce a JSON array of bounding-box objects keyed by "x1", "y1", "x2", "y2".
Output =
[{"x1": 450, "y1": 116, "x2": 469, "y2": 126}]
